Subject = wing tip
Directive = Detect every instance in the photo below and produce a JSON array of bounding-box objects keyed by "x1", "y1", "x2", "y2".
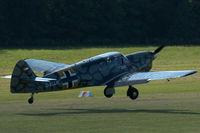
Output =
[{"x1": 183, "y1": 70, "x2": 197, "y2": 77}]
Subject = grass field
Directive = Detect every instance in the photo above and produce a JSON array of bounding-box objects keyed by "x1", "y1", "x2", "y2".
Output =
[{"x1": 0, "y1": 46, "x2": 200, "y2": 133}]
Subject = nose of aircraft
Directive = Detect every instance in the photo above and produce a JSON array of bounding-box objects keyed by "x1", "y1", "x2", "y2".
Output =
[
  {"x1": 153, "y1": 45, "x2": 165, "y2": 54},
  {"x1": 153, "y1": 53, "x2": 158, "y2": 59},
  {"x1": 152, "y1": 45, "x2": 165, "y2": 60}
]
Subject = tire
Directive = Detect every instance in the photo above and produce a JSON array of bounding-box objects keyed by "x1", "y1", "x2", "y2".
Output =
[
  {"x1": 28, "y1": 97, "x2": 34, "y2": 104},
  {"x1": 104, "y1": 87, "x2": 114, "y2": 98},
  {"x1": 127, "y1": 87, "x2": 139, "y2": 100}
]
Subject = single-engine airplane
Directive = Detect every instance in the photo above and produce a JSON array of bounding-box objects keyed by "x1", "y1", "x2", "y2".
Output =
[{"x1": 0, "y1": 46, "x2": 197, "y2": 104}]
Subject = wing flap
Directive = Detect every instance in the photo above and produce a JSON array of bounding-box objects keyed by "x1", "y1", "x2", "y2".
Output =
[
  {"x1": 25, "y1": 59, "x2": 70, "y2": 74},
  {"x1": 114, "y1": 70, "x2": 197, "y2": 87},
  {"x1": 114, "y1": 79, "x2": 149, "y2": 87}
]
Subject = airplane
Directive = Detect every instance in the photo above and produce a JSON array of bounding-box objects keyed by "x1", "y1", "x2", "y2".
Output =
[{"x1": 0, "y1": 46, "x2": 197, "y2": 104}]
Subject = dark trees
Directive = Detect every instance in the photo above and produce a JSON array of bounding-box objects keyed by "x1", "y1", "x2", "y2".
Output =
[{"x1": 0, "y1": 0, "x2": 199, "y2": 47}]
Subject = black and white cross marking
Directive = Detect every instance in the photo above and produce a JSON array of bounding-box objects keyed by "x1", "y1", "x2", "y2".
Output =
[{"x1": 60, "y1": 69, "x2": 78, "y2": 88}]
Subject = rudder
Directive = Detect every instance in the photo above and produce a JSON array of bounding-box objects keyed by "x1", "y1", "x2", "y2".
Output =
[{"x1": 11, "y1": 60, "x2": 36, "y2": 93}]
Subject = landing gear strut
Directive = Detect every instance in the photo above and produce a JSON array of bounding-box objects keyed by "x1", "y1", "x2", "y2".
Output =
[
  {"x1": 28, "y1": 93, "x2": 34, "y2": 104},
  {"x1": 127, "y1": 86, "x2": 139, "y2": 100}
]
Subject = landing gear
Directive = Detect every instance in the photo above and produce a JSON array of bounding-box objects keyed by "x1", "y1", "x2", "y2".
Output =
[
  {"x1": 127, "y1": 86, "x2": 139, "y2": 100},
  {"x1": 104, "y1": 86, "x2": 115, "y2": 98},
  {"x1": 28, "y1": 93, "x2": 34, "y2": 104}
]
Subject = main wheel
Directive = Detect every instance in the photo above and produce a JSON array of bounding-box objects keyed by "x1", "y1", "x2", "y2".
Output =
[
  {"x1": 127, "y1": 86, "x2": 139, "y2": 100},
  {"x1": 104, "y1": 87, "x2": 115, "y2": 98},
  {"x1": 28, "y1": 97, "x2": 34, "y2": 104}
]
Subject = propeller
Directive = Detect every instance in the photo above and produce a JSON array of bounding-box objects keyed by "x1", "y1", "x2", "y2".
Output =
[{"x1": 153, "y1": 45, "x2": 165, "y2": 55}]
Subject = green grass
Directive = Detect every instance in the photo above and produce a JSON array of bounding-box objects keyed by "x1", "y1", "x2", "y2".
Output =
[{"x1": 0, "y1": 46, "x2": 200, "y2": 133}]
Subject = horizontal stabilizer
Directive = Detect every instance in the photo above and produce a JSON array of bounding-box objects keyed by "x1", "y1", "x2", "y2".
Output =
[
  {"x1": 35, "y1": 77, "x2": 56, "y2": 82},
  {"x1": 0, "y1": 75, "x2": 56, "y2": 82},
  {"x1": 0, "y1": 75, "x2": 11, "y2": 79}
]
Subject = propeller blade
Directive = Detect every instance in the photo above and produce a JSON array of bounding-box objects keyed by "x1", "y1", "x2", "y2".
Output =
[{"x1": 154, "y1": 45, "x2": 165, "y2": 54}]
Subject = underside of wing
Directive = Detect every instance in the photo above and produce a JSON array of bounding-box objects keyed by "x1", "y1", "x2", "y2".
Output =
[
  {"x1": 114, "y1": 70, "x2": 197, "y2": 87},
  {"x1": 25, "y1": 59, "x2": 70, "y2": 74}
]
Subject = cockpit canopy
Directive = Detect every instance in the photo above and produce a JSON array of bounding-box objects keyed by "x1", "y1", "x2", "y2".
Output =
[{"x1": 76, "y1": 52, "x2": 129, "y2": 65}]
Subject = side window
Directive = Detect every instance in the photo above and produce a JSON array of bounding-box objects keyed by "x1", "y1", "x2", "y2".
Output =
[
  {"x1": 113, "y1": 56, "x2": 122, "y2": 65},
  {"x1": 113, "y1": 56, "x2": 119, "y2": 63},
  {"x1": 106, "y1": 55, "x2": 126, "y2": 65}
]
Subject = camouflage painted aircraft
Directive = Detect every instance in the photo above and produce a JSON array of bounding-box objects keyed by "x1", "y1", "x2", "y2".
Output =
[{"x1": 0, "y1": 46, "x2": 197, "y2": 104}]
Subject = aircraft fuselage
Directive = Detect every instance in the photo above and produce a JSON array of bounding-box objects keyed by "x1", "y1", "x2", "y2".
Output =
[{"x1": 39, "y1": 51, "x2": 154, "y2": 93}]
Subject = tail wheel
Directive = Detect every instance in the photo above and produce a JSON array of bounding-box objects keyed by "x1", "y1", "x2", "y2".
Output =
[
  {"x1": 127, "y1": 86, "x2": 139, "y2": 100},
  {"x1": 28, "y1": 93, "x2": 34, "y2": 104},
  {"x1": 28, "y1": 97, "x2": 34, "y2": 104}
]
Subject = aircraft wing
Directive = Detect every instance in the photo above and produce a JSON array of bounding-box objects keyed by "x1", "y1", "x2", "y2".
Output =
[
  {"x1": 25, "y1": 59, "x2": 70, "y2": 74},
  {"x1": 114, "y1": 70, "x2": 197, "y2": 87}
]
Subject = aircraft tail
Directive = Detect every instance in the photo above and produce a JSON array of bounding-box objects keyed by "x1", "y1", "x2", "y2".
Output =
[{"x1": 10, "y1": 60, "x2": 37, "y2": 93}]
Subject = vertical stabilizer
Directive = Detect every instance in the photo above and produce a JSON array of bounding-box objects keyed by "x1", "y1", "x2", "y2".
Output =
[{"x1": 11, "y1": 60, "x2": 36, "y2": 93}]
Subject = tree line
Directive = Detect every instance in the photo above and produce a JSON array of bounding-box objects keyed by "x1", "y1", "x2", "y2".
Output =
[{"x1": 0, "y1": 0, "x2": 199, "y2": 48}]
